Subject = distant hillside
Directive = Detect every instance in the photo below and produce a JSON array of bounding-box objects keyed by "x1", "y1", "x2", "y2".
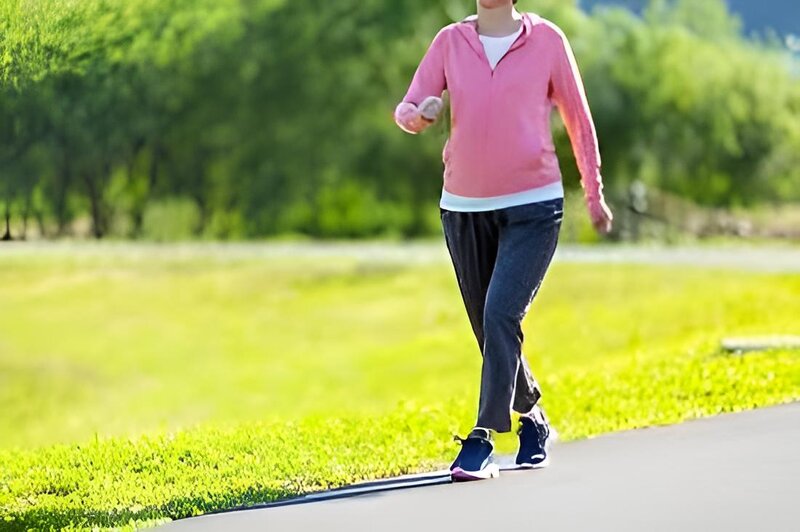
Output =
[{"x1": 578, "y1": 0, "x2": 799, "y2": 39}]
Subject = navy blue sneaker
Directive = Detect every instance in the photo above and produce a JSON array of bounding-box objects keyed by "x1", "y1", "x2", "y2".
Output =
[
  {"x1": 515, "y1": 405, "x2": 557, "y2": 468},
  {"x1": 450, "y1": 427, "x2": 500, "y2": 481}
]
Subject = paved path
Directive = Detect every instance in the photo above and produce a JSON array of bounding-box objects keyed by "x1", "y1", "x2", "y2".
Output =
[
  {"x1": 3, "y1": 241, "x2": 800, "y2": 272},
  {"x1": 159, "y1": 402, "x2": 800, "y2": 531}
]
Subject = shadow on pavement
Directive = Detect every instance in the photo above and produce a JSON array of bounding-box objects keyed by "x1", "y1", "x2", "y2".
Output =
[{"x1": 201, "y1": 455, "x2": 535, "y2": 516}]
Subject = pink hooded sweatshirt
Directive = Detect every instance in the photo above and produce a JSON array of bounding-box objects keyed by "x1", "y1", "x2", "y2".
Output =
[{"x1": 394, "y1": 11, "x2": 603, "y2": 200}]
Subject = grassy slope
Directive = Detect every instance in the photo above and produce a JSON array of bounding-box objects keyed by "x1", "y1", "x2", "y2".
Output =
[{"x1": 0, "y1": 247, "x2": 798, "y2": 530}]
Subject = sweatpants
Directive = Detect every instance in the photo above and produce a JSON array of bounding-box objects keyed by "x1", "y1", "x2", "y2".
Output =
[{"x1": 439, "y1": 197, "x2": 563, "y2": 433}]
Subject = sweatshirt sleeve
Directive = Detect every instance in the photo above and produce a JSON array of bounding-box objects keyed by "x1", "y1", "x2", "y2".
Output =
[
  {"x1": 400, "y1": 27, "x2": 448, "y2": 106},
  {"x1": 548, "y1": 25, "x2": 603, "y2": 200}
]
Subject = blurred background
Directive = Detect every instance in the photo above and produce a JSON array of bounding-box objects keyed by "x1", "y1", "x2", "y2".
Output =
[{"x1": 1, "y1": 0, "x2": 798, "y2": 244}]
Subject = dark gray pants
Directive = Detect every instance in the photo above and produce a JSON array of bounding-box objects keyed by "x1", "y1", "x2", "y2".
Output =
[{"x1": 440, "y1": 198, "x2": 563, "y2": 433}]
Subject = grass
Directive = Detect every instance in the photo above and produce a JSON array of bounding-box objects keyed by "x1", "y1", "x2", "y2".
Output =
[{"x1": 0, "y1": 243, "x2": 798, "y2": 530}]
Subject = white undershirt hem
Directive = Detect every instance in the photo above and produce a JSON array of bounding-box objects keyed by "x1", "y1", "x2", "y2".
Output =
[{"x1": 439, "y1": 181, "x2": 564, "y2": 212}]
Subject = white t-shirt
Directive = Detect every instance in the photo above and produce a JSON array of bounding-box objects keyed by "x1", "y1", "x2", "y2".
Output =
[
  {"x1": 478, "y1": 23, "x2": 524, "y2": 70},
  {"x1": 439, "y1": 21, "x2": 564, "y2": 212}
]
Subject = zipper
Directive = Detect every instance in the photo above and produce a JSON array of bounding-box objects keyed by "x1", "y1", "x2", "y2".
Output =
[
  {"x1": 486, "y1": 27, "x2": 524, "y2": 79},
  {"x1": 490, "y1": 46, "x2": 519, "y2": 79}
]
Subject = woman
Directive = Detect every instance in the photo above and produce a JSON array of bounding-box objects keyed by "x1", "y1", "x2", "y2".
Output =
[{"x1": 394, "y1": 0, "x2": 613, "y2": 481}]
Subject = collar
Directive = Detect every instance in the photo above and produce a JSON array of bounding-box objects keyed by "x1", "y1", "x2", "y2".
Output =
[{"x1": 454, "y1": 11, "x2": 538, "y2": 59}]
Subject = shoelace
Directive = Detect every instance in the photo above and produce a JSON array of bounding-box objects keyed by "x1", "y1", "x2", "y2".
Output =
[
  {"x1": 453, "y1": 433, "x2": 492, "y2": 448},
  {"x1": 453, "y1": 434, "x2": 478, "y2": 446}
]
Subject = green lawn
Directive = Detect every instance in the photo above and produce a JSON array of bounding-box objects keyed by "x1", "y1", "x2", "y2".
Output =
[{"x1": 0, "y1": 244, "x2": 798, "y2": 531}]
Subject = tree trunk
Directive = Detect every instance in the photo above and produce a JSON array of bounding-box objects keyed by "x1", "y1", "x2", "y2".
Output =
[
  {"x1": 35, "y1": 208, "x2": 47, "y2": 239},
  {"x1": 132, "y1": 142, "x2": 162, "y2": 237},
  {"x1": 55, "y1": 148, "x2": 72, "y2": 237},
  {"x1": 84, "y1": 172, "x2": 102, "y2": 238},
  {"x1": 190, "y1": 152, "x2": 209, "y2": 236},
  {"x1": 1, "y1": 200, "x2": 11, "y2": 241},
  {"x1": 21, "y1": 185, "x2": 31, "y2": 240}
]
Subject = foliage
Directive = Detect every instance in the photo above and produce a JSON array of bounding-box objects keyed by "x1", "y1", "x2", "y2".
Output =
[{"x1": 0, "y1": 0, "x2": 799, "y2": 239}]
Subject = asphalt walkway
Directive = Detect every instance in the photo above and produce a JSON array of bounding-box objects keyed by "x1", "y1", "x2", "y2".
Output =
[{"x1": 158, "y1": 402, "x2": 800, "y2": 531}]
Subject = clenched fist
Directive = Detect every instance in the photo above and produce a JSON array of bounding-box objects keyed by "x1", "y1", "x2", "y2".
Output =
[
  {"x1": 418, "y1": 96, "x2": 444, "y2": 121},
  {"x1": 394, "y1": 96, "x2": 444, "y2": 134}
]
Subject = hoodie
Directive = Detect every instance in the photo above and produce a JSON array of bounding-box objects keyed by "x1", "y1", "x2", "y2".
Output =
[{"x1": 394, "y1": 11, "x2": 603, "y2": 202}]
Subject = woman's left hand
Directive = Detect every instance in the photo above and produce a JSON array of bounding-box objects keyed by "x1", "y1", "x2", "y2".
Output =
[{"x1": 587, "y1": 195, "x2": 613, "y2": 234}]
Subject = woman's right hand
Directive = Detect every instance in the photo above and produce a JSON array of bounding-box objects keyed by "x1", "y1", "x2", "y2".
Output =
[
  {"x1": 394, "y1": 97, "x2": 443, "y2": 134},
  {"x1": 418, "y1": 96, "x2": 443, "y2": 121}
]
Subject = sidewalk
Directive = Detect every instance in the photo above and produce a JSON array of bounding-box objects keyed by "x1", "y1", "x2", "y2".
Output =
[{"x1": 157, "y1": 402, "x2": 800, "y2": 531}]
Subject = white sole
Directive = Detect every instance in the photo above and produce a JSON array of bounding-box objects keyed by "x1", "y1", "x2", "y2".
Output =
[
  {"x1": 451, "y1": 463, "x2": 500, "y2": 482},
  {"x1": 516, "y1": 456, "x2": 550, "y2": 469}
]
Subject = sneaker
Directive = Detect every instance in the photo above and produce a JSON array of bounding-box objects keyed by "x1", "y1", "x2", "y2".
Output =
[
  {"x1": 515, "y1": 405, "x2": 557, "y2": 468},
  {"x1": 450, "y1": 427, "x2": 500, "y2": 481}
]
